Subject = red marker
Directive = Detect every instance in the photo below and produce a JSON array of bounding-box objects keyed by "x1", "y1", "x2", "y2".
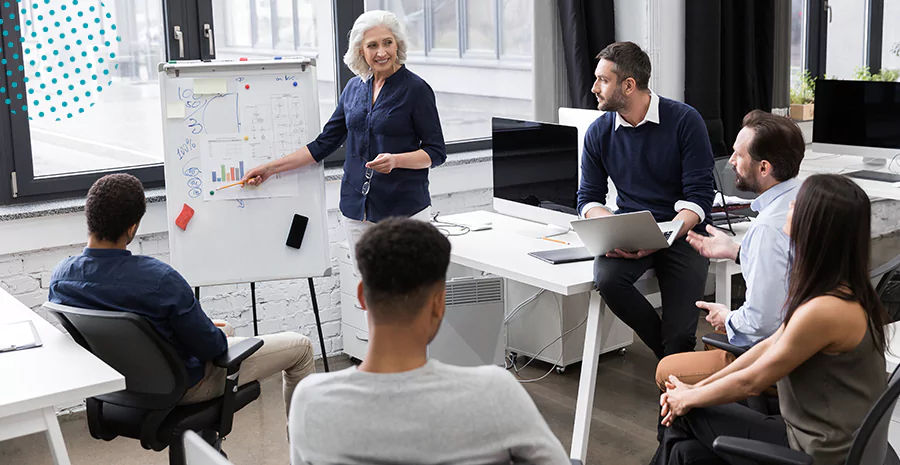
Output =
[{"x1": 239, "y1": 57, "x2": 248, "y2": 61}]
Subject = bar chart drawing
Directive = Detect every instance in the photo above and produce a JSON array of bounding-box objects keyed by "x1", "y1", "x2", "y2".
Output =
[{"x1": 201, "y1": 138, "x2": 300, "y2": 201}]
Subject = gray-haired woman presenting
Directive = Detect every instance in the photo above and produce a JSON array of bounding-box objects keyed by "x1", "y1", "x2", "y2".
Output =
[{"x1": 242, "y1": 10, "x2": 446, "y2": 252}]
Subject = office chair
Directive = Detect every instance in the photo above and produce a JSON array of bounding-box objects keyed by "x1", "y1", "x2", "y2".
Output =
[
  {"x1": 710, "y1": 158, "x2": 753, "y2": 236},
  {"x1": 712, "y1": 364, "x2": 900, "y2": 465},
  {"x1": 184, "y1": 430, "x2": 234, "y2": 465},
  {"x1": 43, "y1": 302, "x2": 264, "y2": 465}
]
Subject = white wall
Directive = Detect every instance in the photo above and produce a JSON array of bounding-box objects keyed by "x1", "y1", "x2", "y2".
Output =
[{"x1": 614, "y1": 0, "x2": 686, "y2": 102}]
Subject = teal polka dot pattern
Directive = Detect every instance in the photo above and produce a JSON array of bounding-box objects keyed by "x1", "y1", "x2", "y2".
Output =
[{"x1": 0, "y1": 1, "x2": 119, "y2": 120}]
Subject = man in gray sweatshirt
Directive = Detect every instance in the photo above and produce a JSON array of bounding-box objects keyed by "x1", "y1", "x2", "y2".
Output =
[{"x1": 289, "y1": 218, "x2": 570, "y2": 465}]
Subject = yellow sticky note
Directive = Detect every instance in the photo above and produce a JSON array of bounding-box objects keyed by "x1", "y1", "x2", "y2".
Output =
[
  {"x1": 194, "y1": 78, "x2": 227, "y2": 94},
  {"x1": 166, "y1": 102, "x2": 185, "y2": 118}
]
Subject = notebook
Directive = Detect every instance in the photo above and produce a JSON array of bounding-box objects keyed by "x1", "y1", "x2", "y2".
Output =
[
  {"x1": 528, "y1": 247, "x2": 594, "y2": 265},
  {"x1": 0, "y1": 320, "x2": 43, "y2": 353}
]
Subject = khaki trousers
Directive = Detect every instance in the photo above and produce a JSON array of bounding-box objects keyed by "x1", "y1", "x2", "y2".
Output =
[{"x1": 179, "y1": 322, "x2": 315, "y2": 419}]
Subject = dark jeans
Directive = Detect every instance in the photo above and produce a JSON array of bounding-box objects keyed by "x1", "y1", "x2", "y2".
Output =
[
  {"x1": 652, "y1": 403, "x2": 789, "y2": 465},
  {"x1": 593, "y1": 237, "x2": 709, "y2": 360}
]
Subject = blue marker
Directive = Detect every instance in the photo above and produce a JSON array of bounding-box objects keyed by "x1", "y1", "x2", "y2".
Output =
[{"x1": 274, "y1": 56, "x2": 282, "y2": 60}]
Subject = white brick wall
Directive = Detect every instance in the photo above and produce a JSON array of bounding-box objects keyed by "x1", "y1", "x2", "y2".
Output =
[{"x1": 0, "y1": 188, "x2": 492, "y2": 361}]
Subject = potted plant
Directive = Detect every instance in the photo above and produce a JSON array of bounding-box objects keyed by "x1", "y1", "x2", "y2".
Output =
[
  {"x1": 852, "y1": 66, "x2": 900, "y2": 82},
  {"x1": 790, "y1": 70, "x2": 815, "y2": 121}
]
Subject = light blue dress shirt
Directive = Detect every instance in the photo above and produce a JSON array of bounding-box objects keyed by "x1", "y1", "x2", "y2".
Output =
[{"x1": 725, "y1": 178, "x2": 800, "y2": 347}]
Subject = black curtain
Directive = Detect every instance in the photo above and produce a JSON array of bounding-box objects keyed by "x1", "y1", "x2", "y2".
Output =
[
  {"x1": 557, "y1": 0, "x2": 616, "y2": 110},
  {"x1": 685, "y1": 0, "x2": 775, "y2": 158}
]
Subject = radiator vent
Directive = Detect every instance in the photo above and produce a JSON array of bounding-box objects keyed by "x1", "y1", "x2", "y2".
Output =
[{"x1": 445, "y1": 277, "x2": 503, "y2": 307}]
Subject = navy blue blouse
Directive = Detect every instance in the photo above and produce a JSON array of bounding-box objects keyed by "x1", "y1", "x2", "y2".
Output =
[{"x1": 307, "y1": 65, "x2": 446, "y2": 222}]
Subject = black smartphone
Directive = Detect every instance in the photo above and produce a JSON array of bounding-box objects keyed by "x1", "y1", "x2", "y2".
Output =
[{"x1": 286, "y1": 214, "x2": 309, "y2": 249}]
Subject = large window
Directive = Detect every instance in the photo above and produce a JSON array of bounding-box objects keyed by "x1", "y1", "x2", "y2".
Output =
[
  {"x1": 884, "y1": 0, "x2": 900, "y2": 70},
  {"x1": 824, "y1": 0, "x2": 868, "y2": 79},
  {"x1": 790, "y1": 0, "x2": 808, "y2": 88},
  {"x1": 16, "y1": 1, "x2": 164, "y2": 178},
  {"x1": 367, "y1": 0, "x2": 534, "y2": 141},
  {"x1": 0, "y1": 0, "x2": 535, "y2": 203}
]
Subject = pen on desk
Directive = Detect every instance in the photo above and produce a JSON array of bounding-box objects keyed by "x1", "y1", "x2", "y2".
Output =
[
  {"x1": 215, "y1": 180, "x2": 245, "y2": 191},
  {"x1": 541, "y1": 237, "x2": 570, "y2": 245}
]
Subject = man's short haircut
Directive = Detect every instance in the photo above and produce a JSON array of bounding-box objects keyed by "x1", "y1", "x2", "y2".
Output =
[
  {"x1": 85, "y1": 173, "x2": 146, "y2": 242},
  {"x1": 596, "y1": 41, "x2": 652, "y2": 91},
  {"x1": 741, "y1": 110, "x2": 805, "y2": 181},
  {"x1": 355, "y1": 218, "x2": 451, "y2": 324}
]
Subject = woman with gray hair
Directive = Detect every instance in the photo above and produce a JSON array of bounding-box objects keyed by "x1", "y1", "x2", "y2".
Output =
[{"x1": 243, "y1": 10, "x2": 446, "y2": 251}]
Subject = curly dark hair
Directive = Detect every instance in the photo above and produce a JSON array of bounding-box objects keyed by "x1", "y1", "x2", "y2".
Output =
[
  {"x1": 355, "y1": 218, "x2": 451, "y2": 323},
  {"x1": 85, "y1": 174, "x2": 146, "y2": 242}
]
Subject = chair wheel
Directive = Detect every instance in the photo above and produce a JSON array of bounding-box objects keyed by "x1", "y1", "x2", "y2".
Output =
[
  {"x1": 509, "y1": 352, "x2": 519, "y2": 364},
  {"x1": 618, "y1": 348, "x2": 627, "y2": 356},
  {"x1": 555, "y1": 366, "x2": 566, "y2": 374}
]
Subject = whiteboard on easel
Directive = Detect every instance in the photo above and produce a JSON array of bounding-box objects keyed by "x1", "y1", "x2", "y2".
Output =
[{"x1": 159, "y1": 59, "x2": 331, "y2": 287}]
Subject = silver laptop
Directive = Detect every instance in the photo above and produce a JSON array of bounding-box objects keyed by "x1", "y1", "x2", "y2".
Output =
[{"x1": 570, "y1": 211, "x2": 683, "y2": 257}]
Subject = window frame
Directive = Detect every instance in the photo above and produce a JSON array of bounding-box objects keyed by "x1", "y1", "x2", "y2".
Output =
[
  {"x1": 0, "y1": 0, "x2": 503, "y2": 204},
  {"x1": 806, "y1": 0, "x2": 887, "y2": 79}
]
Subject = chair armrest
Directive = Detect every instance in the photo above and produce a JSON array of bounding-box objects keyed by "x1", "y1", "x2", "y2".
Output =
[
  {"x1": 213, "y1": 338, "x2": 264, "y2": 374},
  {"x1": 713, "y1": 437, "x2": 812, "y2": 465},
  {"x1": 702, "y1": 332, "x2": 748, "y2": 356}
]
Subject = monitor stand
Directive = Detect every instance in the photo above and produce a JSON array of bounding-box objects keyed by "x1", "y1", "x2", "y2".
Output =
[{"x1": 515, "y1": 223, "x2": 570, "y2": 239}]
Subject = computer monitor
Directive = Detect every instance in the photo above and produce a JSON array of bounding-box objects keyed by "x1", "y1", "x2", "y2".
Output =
[
  {"x1": 491, "y1": 117, "x2": 579, "y2": 237},
  {"x1": 811, "y1": 79, "x2": 900, "y2": 160}
]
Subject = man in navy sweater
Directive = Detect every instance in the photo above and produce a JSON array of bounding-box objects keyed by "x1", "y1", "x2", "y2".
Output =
[{"x1": 577, "y1": 42, "x2": 715, "y2": 360}]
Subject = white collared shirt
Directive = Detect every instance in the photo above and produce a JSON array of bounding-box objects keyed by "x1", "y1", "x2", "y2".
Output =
[{"x1": 614, "y1": 91, "x2": 660, "y2": 130}]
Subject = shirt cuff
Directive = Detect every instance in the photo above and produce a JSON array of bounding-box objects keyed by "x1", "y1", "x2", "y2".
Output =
[
  {"x1": 725, "y1": 310, "x2": 739, "y2": 343},
  {"x1": 674, "y1": 200, "x2": 705, "y2": 222},
  {"x1": 581, "y1": 202, "x2": 609, "y2": 218}
]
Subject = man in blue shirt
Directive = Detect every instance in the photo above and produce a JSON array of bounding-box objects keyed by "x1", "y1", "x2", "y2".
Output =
[
  {"x1": 49, "y1": 174, "x2": 315, "y2": 418},
  {"x1": 578, "y1": 42, "x2": 715, "y2": 360},
  {"x1": 655, "y1": 110, "x2": 804, "y2": 389}
]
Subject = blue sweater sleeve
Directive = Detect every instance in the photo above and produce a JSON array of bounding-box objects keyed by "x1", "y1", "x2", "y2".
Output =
[
  {"x1": 576, "y1": 121, "x2": 609, "y2": 215},
  {"x1": 164, "y1": 269, "x2": 227, "y2": 362},
  {"x1": 307, "y1": 82, "x2": 350, "y2": 162},
  {"x1": 677, "y1": 108, "x2": 716, "y2": 219},
  {"x1": 412, "y1": 82, "x2": 446, "y2": 167}
]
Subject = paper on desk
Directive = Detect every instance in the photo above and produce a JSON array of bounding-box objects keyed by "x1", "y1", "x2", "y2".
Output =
[
  {"x1": 193, "y1": 78, "x2": 228, "y2": 95},
  {"x1": 0, "y1": 320, "x2": 38, "y2": 349},
  {"x1": 713, "y1": 192, "x2": 754, "y2": 207}
]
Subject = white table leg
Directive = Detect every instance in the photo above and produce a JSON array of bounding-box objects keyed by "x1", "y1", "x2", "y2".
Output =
[
  {"x1": 715, "y1": 261, "x2": 732, "y2": 308},
  {"x1": 42, "y1": 407, "x2": 71, "y2": 465},
  {"x1": 570, "y1": 291, "x2": 605, "y2": 462}
]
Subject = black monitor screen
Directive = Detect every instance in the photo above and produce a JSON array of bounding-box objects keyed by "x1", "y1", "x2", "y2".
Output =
[
  {"x1": 813, "y1": 80, "x2": 900, "y2": 150},
  {"x1": 491, "y1": 117, "x2": 579, "y2": 215}
]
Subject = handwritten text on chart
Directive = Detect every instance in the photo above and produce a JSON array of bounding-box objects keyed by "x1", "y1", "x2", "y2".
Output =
[
  {"x1": 176, "y1": 138, "x2": 196, "y2": 160},
  {"x1": 182, "y1": 157, "x2": 202, "y2": 199},
  {"x1": 177, "y1": 87, "x2": 242, "y2": 135},
  {"x1": 275, "y1": 75, "x2": 297, "y2": 82}
]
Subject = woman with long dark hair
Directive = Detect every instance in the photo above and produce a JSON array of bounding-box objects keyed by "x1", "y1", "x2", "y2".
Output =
[{"x1": 652, "y1": 174, "x2": 890, "y2": 465}]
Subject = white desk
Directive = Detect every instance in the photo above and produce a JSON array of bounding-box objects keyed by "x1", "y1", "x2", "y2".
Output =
[
  {"x1": 0, "y1": 289, "x2": 125, "y2": 465},
  {"x1": 800, "y1": 152, "x2": 900, "y2": 201}
]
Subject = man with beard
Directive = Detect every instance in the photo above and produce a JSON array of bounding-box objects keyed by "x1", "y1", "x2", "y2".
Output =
[
  {"x1": 655, "y1": 110, "x2": 805, "y2": 389},
  {"x1": 578, "y1": 41, "x2": 715, "y2": 360}
]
